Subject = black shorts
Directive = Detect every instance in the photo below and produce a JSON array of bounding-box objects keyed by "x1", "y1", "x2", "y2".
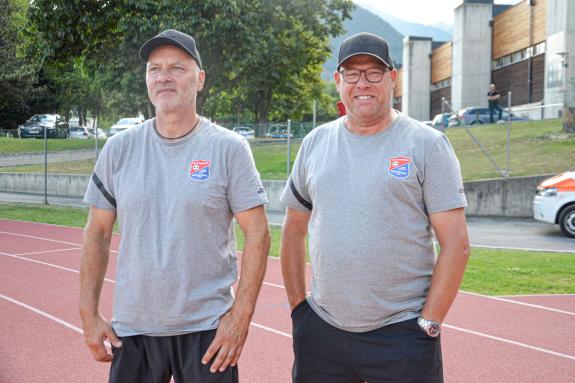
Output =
[
  {"x1": 291, "y1": 300, "x2": 443, "y2": 383},
  {"x1": 109, "y1": 329, "x2": 239, "y2": 383}
]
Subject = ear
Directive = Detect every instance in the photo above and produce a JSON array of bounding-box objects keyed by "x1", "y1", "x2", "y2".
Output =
[
  {"x1": 197, "y1": 70, "x2": 206, "y2": 92},
  {"x1": 334, "y1": 70, "x2": 342, "y2": 92}
]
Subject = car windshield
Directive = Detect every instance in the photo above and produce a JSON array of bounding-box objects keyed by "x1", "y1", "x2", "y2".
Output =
[
  {"x1": 116, "y1": 118, "x2": 140, "y2": 125},
  {"x1": 69, "y1": 127, "x2": 84, "y2": 132},
  {"x1": 30, "y1": 115, "x2": 56, "y2": 123}
]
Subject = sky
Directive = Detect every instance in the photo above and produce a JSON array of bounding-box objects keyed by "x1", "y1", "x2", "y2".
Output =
[{"x1": 354, "y1": 0, "x2": 522, "y2": 27}]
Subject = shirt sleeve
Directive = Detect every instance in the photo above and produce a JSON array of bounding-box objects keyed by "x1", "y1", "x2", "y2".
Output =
[
  {"x1": 280, "y1": 141, "x2": 312, "y2": 212},
  {"x1": 83, "y1": 140, "x2": 117, "y2": 211},
  {"x1": 226, "y1": 138, "x2": 269, "y2": 214},
  {"x1": 422, "y1": 135, "x2": 467, "y2": 214}
]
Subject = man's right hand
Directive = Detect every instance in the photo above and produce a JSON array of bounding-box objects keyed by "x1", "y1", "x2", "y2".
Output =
[{"x1": 81, "y1": 313, "x2": 122, "y2": 363}]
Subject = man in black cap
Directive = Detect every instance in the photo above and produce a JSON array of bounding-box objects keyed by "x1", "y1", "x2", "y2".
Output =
[
  {"x1": 80, "y1": 29, "x2": 271, "y2": 383},
  {"x1": 280, "y1": 32, "x2": 470, "y2": 382}
]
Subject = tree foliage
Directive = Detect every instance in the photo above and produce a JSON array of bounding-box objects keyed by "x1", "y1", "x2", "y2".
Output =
[{"x1": 25, "y1": 0, "x2": 352, "y2": 124}]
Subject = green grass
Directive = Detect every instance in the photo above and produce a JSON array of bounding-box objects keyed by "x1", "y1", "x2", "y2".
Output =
[
  {"x1": 0, "y1": 137, "x2": 107, "y2": 154},
  {"x1": 446, "y1": 119, "x2": 575, "y2": 180},
  {"x1": 3, "y1": 203, "x2": 572, "y2": 296},
  {"x1": 461, "y1": 247, "x2": 574, "y2": 295},
  {"x1": 0, "y1": 202, "x2": 90, "y2": 227},
  {"x1": 0, "y1": 159, "x2": 98, "y2": 174}
]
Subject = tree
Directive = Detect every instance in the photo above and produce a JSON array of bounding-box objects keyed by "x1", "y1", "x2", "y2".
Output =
[
  {"x1": 27, "y1": 0, "x2": 353, "y2": 122},
  {"x1": 0, "y1": 0, "x2": 45, "y2": 129}
]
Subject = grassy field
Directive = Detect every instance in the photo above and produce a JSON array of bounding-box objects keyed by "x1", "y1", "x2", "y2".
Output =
[
  {"x1": 1, "y1": 202, "x2": 573, "y2": 296},
  {"x1": 0, "y1": 137, "x2": 107, "y2": 153},
  {"x1": 1, "y1": 119, "x2": 573, "y2": 181}
]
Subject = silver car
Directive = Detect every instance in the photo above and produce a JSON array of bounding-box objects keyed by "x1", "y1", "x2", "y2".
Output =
[{"x1": 109, "y1": 117, "x2": 144, "y2": 137}]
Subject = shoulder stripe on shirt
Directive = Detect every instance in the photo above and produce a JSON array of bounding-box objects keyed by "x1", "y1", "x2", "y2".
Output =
[
  {"x1": 289, "y1": 178, "x2": 312, "y2": 210},
  {"x1": 91, "y1": 173, "x2": 117, "y2": 208}
]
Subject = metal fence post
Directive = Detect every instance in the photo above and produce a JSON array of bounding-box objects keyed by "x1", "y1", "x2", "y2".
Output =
[
  {"x1": 43, "y1": 124, "x2": 48, "y2": 205},
  {"x1": 312, "y1": 100, "x2": 317, "y2": 130},
  {"x1": 506, "y1": 91, "x2": 512, "y2": 177},
  {"x1": 287, "y1": 119, "x2": 292, "y2": 176}
]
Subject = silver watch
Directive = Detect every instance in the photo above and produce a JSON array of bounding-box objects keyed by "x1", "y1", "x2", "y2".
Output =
[{"x1": 417, "y1": 316, "x2": 441, "y2": 337}]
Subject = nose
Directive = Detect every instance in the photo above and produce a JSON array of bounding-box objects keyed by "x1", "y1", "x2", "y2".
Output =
[
  {"x1": 152, "y1": 68, "x2": 173, "y2": 84},
  {"x1": 355, "y1": 71, "x2": 372, "y2": 87}
]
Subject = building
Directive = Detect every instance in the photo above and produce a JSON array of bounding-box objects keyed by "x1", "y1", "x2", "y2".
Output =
[{"x1": 393, "y1": 0, "x2": 575, "y2": 121}]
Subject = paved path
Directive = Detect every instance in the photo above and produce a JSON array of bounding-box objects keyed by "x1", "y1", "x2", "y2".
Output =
[{"x1": 0, "y1": 192, "x2": 573, "y2": 253}]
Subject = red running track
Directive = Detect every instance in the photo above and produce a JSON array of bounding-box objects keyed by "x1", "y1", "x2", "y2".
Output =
[{"x1": 1, "y1": 219, "x2": 574, "y2": 382}]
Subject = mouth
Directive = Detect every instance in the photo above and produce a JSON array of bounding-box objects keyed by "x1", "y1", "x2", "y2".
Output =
[
  {"x1": 157, "y1": 89, "x2": 176, "y2": 95},
  {"x1": 355, "y1": 95, "x2": 375, "y2": 100}
]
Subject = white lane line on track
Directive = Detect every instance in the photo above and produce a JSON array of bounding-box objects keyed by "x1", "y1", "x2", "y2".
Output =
[
  {"x1": 0, "y1": 253, "x2": 287, "y2": 339},
  {"x1": 0, "y1": 252, "x2": 116, "y2": 284},
  {"x1": 14, "y1": 247, "x2": 83, "y2": 256},
  {"x1": 0, "y1": 230, "x2": 82, "y2": 246},
  {"x1": 443, "y1": 324, "x2": 575, "y2": 361},
  {"x1": 0, "y1": 230, "x2": 119, "y2": 253},
  {"x1": 0, "y1": 293, "x2": 83, "y2": 334},
  {"x1": 460, "y1": 291, "x2": 575, "y2": 316},
  {"x1": 250, "y1": 322, "x2": 291, "y2": 338}
]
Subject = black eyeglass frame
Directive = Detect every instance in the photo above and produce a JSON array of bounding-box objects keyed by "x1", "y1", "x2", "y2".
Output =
[{"x1": 338, "y1": 67, "x2": 391, "y2": 84}]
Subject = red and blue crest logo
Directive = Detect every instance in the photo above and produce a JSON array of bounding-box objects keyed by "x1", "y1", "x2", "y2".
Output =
[
  {"x1": 189, "y1": 160, "x2": 211, "y2": 180},
  {"x1": 388, "y1": 156, "x2": 411, "y2": 179}
]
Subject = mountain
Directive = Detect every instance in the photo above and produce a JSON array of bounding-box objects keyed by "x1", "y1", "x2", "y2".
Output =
[
  {"x1": 323, "y1": 5, "x2": 404, "y2": 79},
  {"x1": 354, "y1": 2, "x2": 452, "y2": 41}
]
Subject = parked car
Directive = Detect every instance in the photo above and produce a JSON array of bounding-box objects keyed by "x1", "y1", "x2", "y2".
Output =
[
  {"x1": 448, "y1": 107, "x2": 529, "y2": 127},
  {"x1": 68, "y1": 127, "x2": 107, "y2": 139},
  {"x1": 431, "y1": 113, "x2": 451, "y2": 130},
  {"x1": 68, "y1": 126, "x2": 90, "y2": 139},
  {"x1": 108, "y1": 117, "x2": 144, "y2": 137},
  {"x1": 232, "y1": 126, "x2": 255, "y2": 139},
  {"x1": 266, "y1": 125, "x2": 293, "y2": 139},
  {"x1": 19, "y1": 114, "x2": 69, "y2": 139},
  {"x1": 533, "y1": 170, "x2": 575, "y2": 238}
]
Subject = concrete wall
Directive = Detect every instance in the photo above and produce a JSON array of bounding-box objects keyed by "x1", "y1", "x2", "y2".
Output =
[
  {"x1": 0, "y1": 173, "x2": 90, "y2": 197},
  {"x1": 452, "y1": 1, "x2": 493, "y2": 110},
  {"x1": 0, "y1": 173, "x2": 554, "y2": 218},
  {"x1": 464, "y1": 174, "x2": 552, "y2": 217},
  {"x1": 401, "y1": 36, "x2": 432, "y2": 120}
]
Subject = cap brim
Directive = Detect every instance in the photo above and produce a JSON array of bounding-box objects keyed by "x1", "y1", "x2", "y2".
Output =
[
  {"x1": 337, "y1": 52, "x2": 393, "y2": 70},
  {"x1": 139, "y1": 36, "x2": 194, "y2": 62}
]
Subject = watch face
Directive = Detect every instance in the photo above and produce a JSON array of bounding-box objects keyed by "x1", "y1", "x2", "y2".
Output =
[{"x1": 427, "y1": 323, "x2": 441, "y2": 337}]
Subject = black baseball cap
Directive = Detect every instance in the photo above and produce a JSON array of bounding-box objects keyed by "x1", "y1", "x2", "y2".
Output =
[
  {"x1": 139, "y1": 29, "x2": 202, "y2": 69},
  {"x1": 337, "y1": 32, "x2": 394, "y2": 70}
]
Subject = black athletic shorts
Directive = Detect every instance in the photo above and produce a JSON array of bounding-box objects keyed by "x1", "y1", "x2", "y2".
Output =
[
  {"x1": 291, "y1": 300, "x2": 443, "y2": 383},
  {"x1": 109, "y1": 329, "x2": 239, "y2": 383}
]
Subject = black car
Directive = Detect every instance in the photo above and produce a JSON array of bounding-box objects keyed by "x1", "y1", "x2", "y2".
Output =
[{"x1": 19, "y1": 114, "x2": 69, "y2": 139}]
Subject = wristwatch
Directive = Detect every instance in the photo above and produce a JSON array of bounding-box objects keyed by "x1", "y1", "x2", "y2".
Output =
[{"x1": 417, "y1": 316, "x2": 441, "y2": 337}]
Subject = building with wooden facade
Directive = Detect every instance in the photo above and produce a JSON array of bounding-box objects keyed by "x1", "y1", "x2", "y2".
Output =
[{"x1": 393, "y1": 0, "x2": 574, "y2": 121}]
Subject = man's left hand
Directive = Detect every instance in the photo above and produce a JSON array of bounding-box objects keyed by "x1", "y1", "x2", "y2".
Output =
[{"x1": 201, "y1": 311, "x2": 250, "y2": 373}]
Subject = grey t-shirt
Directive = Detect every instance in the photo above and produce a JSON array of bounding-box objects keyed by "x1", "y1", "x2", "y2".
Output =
[
  {"x1": 280, "y1": 113, "x2": 466, "y2": 332},
  {"x1": 84, "y1": 117, "x2": 268, "y2": 337}
]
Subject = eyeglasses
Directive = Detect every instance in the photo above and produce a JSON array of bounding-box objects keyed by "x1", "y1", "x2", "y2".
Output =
[{"x1": 339, "y1": 68, "x2": 389, "y2": 84}]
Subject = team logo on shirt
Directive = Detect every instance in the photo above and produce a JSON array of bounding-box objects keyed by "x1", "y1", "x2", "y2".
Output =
[
  {"x1": 388, "y1": 156, "x2": 411, "y2": 179},
  {"x1": 189, "y1": 160, "x2": 211, "y2": 180}
]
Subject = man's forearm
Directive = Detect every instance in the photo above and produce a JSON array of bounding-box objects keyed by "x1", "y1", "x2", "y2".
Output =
[
  {"x1": 231, "y1": 224, "x2": 270, "y2": 320},
  {"x1": 79, "y1": 229, "x2": 112, "y2": 318},
  {"x1": 280, "y1": 228, "x2": 308, "y2": 310},
  {"x1": 421, "y1": 243, "x2": 470, "y2": 322}
]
